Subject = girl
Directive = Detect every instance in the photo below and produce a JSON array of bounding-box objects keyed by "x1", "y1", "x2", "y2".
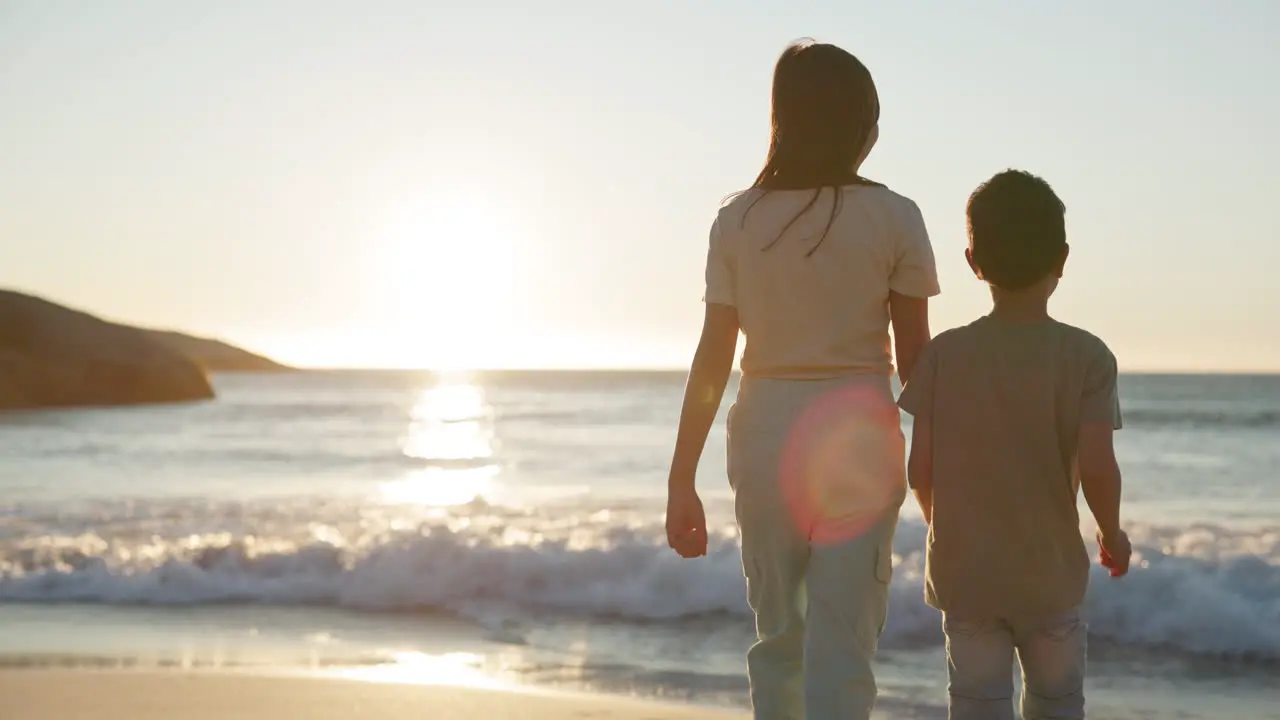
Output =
[{"x1": 664, "y1": 40, "x2": 939, "y2": 719}]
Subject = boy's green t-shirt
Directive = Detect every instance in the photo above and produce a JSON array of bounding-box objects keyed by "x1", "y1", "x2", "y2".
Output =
[{"x1": 898, "y1": 316, "x2": 1122, "y2": 618}]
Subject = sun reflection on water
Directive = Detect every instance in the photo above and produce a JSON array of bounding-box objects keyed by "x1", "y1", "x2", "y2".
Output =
[
  {"x1": 330, "y1": 651, "x2": 500, "y2": 688},
  {"x1": 380, "y1": 377, "x2": 500, "y2": 507}
]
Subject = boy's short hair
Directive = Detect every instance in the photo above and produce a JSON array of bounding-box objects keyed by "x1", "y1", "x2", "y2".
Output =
[{"x1": 966, "y1": 170, "x2": 1067, "y2": 291}]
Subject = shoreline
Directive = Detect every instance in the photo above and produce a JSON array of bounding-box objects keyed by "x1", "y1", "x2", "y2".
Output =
[
  {"x1": 0, "y1": 668, "x2": 751, "y2": 720},
  {"x1": 3, "y1": 601, "x2": 1279, "y2": 719},
  {"x1": 2, "y1": 631, "x2": 1277, "y2": 720}
]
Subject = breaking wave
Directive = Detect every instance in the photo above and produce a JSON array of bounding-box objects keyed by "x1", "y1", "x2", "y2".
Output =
[{"x1": 2, "y1": 499, "x2": 1277, "y2": 661}]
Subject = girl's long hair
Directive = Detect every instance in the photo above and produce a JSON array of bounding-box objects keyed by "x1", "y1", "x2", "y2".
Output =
[{"x1": 746, "y1": 40, "x2": 882, "y2": 256}]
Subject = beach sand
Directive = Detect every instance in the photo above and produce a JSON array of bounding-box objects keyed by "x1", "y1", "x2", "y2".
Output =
[{"x1": 2, "y1": 669, "x2": 749, "y2": 720}]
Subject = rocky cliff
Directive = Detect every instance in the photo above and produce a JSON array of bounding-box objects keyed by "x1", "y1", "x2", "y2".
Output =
[
  {"x1": 0, "y1": 290, "x2": 216, "y2": 410},
  {"x1": 143, "y1": 330, "x2": 290, "y2": 373}
]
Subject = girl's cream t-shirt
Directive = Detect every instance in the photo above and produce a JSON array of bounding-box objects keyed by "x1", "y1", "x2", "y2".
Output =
[{"x1": 704, "y1": 185, "x2": 941, "y2": 380}]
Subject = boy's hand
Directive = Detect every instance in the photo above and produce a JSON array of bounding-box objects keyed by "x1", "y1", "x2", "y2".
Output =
[
  {"x1": 1097, "y1": 528, "x2": 1132, "y2": 577},
  {"x1": 666, "y1": 486, "x2": 708, "y2": 559}
]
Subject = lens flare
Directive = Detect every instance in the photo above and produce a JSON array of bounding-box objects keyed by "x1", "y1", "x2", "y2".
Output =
[{"x1": 779, "y1": 383, "x2": 907, "y2": 545}]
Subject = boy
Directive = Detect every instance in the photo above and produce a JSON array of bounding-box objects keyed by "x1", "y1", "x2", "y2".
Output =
[{"x1": 897, "y1": 170, "x2": 1131, "y2": 720}]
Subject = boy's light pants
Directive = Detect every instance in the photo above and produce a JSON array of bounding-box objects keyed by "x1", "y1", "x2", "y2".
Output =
[
  {"x1": 729, "y1": 377, "x2": 905, "y2": 720},
  {"x1": 944, "y1": 608, "x2": 1087, "y2": 720}
]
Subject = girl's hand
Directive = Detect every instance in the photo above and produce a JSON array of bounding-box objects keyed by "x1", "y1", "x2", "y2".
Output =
[
  {"x1": 666, "y1": 487, "x2": 708, "y2": 558},
  {"x1": 1097, "y1": 528, "x2": 1132, "y2": 577}
]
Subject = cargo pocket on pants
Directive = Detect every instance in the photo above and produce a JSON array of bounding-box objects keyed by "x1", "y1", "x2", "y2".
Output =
[
  {"x1": 874, "y1": 540, "x2": 894, "y2": 583},
  {"x1": 725, "y1": 403, "x2": 739, "y2": 491},
  {"x1": 873, "y1": 540, "x2": 894, "y2": 636}
]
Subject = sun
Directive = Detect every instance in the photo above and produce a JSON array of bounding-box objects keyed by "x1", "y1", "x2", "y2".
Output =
[{"x1": 377, "y1": 195, "x2": 520, "y2": 369}]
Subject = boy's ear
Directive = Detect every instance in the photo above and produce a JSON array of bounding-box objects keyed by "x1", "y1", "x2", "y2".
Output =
[
  {"x1": 1055, "y1": 243, "x2": 1070, "y2": 278},
  {"x1": 964, "y1": 248, "x2": 983, "y2": 280}
]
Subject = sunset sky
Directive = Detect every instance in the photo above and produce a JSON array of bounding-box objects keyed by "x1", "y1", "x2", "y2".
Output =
[{"x1": 2, "y1": 1, "x2": 1278, "y2": 371}]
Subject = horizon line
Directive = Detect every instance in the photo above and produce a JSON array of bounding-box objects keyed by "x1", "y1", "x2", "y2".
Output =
[{"x1": 258, "y1": 365, "x2": 1280, "y2": 377}]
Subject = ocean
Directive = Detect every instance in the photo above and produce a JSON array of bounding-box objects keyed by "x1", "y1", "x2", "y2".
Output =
[{"x1": 2, "y1": 371, "x2": 1277, "y2": 718}]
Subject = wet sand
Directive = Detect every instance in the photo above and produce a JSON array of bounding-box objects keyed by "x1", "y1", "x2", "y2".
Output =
[{"x1": 1, "y1": 669, "x2": 748, "y2": 720}]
